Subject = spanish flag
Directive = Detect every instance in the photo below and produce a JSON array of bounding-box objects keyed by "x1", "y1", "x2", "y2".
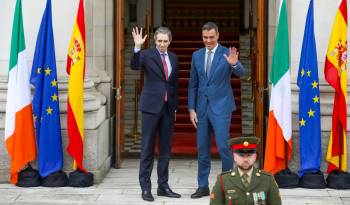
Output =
[
  {"x1": 324, "y1": 0, "x2": 347, "y2": 173},
  {"x1": 66, "y1": 0, "x2": 86, "y2": 172},
  {"x1": 5, "y1": 0, "x2": 37, "y2": 184},
  {"x1": 264, "y1": 0, "x2": 292, "y2": 174}
]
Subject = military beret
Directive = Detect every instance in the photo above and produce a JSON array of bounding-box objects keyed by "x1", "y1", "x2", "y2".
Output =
[{"x1": 228, "y1": 136, "x2": 260, "y2": 154}]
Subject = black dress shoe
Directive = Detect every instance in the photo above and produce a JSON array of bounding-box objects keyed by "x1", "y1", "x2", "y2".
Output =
[
  {"x1": 142, "y1": 190, "x2": 154, "y2": 202},
  {"x1": 157, "y1": 187, "x2": 181, "y2": 198},
  {"x1": 191, "y1": 187, "x2": 210, "y2": 198}
]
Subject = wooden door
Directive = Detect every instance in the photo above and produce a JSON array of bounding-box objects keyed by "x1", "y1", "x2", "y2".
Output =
[
  {"x1": 255, "y1": 0, "x2": 268, "y2": 163},
  {"x1": 114, "y1": 0, "x2": 125, "y2": 168}
]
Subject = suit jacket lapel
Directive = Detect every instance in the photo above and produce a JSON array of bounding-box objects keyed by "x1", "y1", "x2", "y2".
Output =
[
  {"x1": 208, "y1": 44, "x2": 222, "y2": 81},
  {"x1": 248, "y1": 167, "x2": 260, "y2": 191},
  {"x1": 198, "y1": 49, "x2": 207, "y2": 80},
  {"x1": 152, "y1": 48, "x2": 166, "y2": 80},
  {"x1": 168, "y1": 52, "x2": 176, "y2": 80},
  {"x1": 230, "y1": 167, "x2": 246, "y2": 192}
]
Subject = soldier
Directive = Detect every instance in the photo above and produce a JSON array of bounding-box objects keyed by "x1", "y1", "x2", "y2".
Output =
[{"x1": 210, "y1": 136, "x2": 282, "y2": 205}]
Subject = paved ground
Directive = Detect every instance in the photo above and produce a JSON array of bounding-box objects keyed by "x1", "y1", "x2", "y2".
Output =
[{"x1": 0, "y1": 158, "x2": 350, "y2": 204}]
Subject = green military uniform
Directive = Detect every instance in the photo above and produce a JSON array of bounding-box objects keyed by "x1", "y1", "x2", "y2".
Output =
[
  {"x1": 210, "y1": 136, "x2": 282, "y2": 205},
  {"x1": 210, "y1": 167, "x2": 281, "y2": 205}
]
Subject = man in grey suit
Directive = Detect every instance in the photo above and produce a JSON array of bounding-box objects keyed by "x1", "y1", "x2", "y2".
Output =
[{"x1": 187, "y1": 22, "x2": 245, "y2": 198}]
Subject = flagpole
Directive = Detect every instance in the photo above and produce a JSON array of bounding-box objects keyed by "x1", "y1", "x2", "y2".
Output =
[
  {"x1": 284, "y1": 140, "x2": 288, "y2": 169},
  {"x1": 339, "y1": 122, "x2": 343, "y2": 172}
]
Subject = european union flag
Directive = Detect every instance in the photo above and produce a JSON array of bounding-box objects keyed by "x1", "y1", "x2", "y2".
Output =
[
  {"x1": 297, "y1": 0, "x2": 322, "y2": 177},
  {"x1": 30, "y1": 0, "x2": 63, "y2": 177}
]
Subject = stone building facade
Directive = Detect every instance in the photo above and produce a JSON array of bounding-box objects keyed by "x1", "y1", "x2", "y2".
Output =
[
  {"x1": 0, "y1": 0, "x2": 115, "y2": 183},
  {"x1": 0, "y1": 0, "x2": 349, "y2": 183}
]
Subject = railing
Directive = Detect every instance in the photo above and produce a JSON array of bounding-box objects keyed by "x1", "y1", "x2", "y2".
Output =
[
  {"x1": 131, "y1": 79, "x2": 142, "y2": 142},
  {"x1": 127, "y1": 8, "x2": 154, "y2": 143}
]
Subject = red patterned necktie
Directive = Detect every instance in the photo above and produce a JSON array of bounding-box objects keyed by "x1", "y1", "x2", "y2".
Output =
[{"x1": 161, "y1": 53, "x2": 168, "y2": 101}]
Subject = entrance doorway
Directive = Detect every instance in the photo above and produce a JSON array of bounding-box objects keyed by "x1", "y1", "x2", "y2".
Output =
[
  {"x1": 116, "y1": 0, "x2": 268, "y2": 164},
  {"x1": 165, "y1": 0, "x2": 243, "y2": 154}
]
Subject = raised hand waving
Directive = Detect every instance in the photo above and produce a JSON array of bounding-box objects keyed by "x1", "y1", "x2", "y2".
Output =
[
  {"x1": 132, "y1": 27, "x2": 147, "y2": 49},
  {"x1": 223, "y1": 46, "x2": 239, "y2": 66}
]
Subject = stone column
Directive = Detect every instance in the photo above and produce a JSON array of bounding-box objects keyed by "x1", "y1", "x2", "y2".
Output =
[{"x1": 0, "y1": 0, "x2": 113, "y2": 183}]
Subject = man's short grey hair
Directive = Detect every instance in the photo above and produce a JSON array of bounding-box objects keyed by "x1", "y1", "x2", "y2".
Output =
[
  {"x1": 202, "y1": 22, "x2": 218, "y2": 32},
  {"x1": 154, "y1": 26, "x2": 172, "y2": 41}
]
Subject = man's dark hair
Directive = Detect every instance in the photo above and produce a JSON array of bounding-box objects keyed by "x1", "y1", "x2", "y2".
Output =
[
  {"x1": 202, "y1": 22, "x2": 218, "y2": 32},
  {"x1": 154, "y1": 26, "x2": 172, "y2": 41}
]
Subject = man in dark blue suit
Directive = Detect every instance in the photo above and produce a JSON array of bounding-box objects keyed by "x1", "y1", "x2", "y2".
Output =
[
  {"x1": 130, "y1": 26, "x2": 181, "y2": 202},
  {"x1": 188, "y1": 22, "x2": 245, "y2": 198}
]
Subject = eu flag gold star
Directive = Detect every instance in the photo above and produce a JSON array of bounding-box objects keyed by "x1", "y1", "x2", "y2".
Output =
[
  {"x1": 313, "y1": 95, "x2": 319, "y2": 103},
  {"x1": 307, "y1": 70, "x2": 311, "y2": 77},
  {"x1": 51, "y1": 79, "x2": 57, "y2": 87},
  {"x1": 301, "y1": 68, "x2": 305, "y2": 77},
  {"x1": 37, "y1": 68, "x2": 41, "y2": 74},
  {"x1": 312, "y1": 81, "x2": 318, "y2": 89},
  {"x1": 46, "y1": 106, "x2": 53, "y2": 115},
  {"x1": 299, "y1": 118, "x2": 306, "y2": 126},
  {"x1": 33, "y1": 115, "x2": 37, "y2": 122},
  {"x1": 51, "y1": 93, "x2": 58, "y2": 101},
  {"x1": 45, "y1": 67, "x2": 51, "y2": 76},
  {"x1": 308, "y1": 109, "x2": 315, "y2": 117}
]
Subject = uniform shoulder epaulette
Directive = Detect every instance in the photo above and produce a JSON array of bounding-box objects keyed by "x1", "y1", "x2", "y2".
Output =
[
  {"x1": 220, "y1": 169, "x2": 233, "y2": 176},
  {"x1": 257, "y1": 169, "x2": 273, "y2": 176}
]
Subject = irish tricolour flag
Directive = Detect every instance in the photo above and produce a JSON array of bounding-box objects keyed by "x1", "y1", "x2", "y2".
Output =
[
  {"x1": 5, "y1": 0, "x2": 37, "y2": 184},
  {"x1": 263, "y1": 0, "x2": 292, "y2": 174}
]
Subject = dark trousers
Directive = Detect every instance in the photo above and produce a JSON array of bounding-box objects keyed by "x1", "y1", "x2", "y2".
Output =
[{"x1": 139, "y1": 103, "x2": 174, "y2": 192}]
